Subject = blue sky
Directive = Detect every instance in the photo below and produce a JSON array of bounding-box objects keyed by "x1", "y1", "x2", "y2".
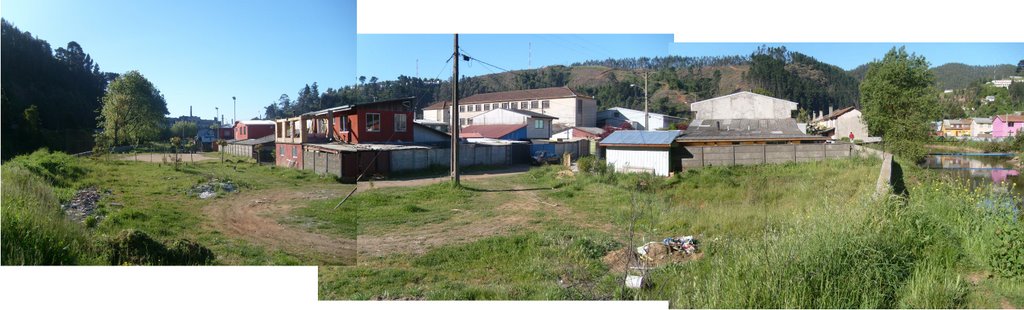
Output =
[
  {"x1": 357, "y1": 34, "x2": 674, "y2": 81},
  {"x1": 1, "y1": 0, "x2": 356, "y2": 122},
  {"x1": 670, "y1": 43, "x2": 1024, "y2": 70},
  {"x1": 359, "y1": 34, "x2": 1021, "y2": 82}
]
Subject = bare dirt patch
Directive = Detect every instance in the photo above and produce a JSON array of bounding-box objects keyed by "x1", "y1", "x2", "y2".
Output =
[
  {"x1": 357, "y1": 184, "x2": 613, "y2": 259},
  {"x1": 203, "y1": 187, "x2": 355, "y2": 265},
  {"x1": 602, "y1": 244, "x2": 703, "y2": 273},
  {"x1": 117, "y1": 152, "x2": 221, "y2": 163}
]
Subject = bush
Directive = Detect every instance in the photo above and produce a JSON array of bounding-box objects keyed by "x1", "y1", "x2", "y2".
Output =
[
  {"x1": 991, "y1": 224, "x2": 1024, "y2": 278},
  {"x1": 6, "y1": 149, "x2": 87, "y2": 188},
  {"x1": 106, "y1": 229, "x2": 215, "y2": 265},
  {"x1": 576, "y1": 156, "x2": 607, "y2": 174}
]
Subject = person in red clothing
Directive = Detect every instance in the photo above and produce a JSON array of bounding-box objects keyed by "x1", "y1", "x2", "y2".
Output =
[{"x1": 849, "y1": 132, "x2": 855, "y2": 140}]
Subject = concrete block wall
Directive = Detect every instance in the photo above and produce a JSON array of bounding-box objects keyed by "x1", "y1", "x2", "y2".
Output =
[
  {"x1": 389, "y1": 144, "x2": 519, "y2": 173},
  {"x1": 681, "y1": 143, "x2": 854, "y2": 169}
]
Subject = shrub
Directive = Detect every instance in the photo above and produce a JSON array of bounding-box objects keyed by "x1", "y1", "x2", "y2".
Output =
[
  {"x1": 577, "y1": 156, "x2": 607, "y2": 174},
  {"x1": 106, "y1": 229, "x2": 215, "y2": 265},
  {"x1": 990, "y1": 223, "x2": 1024, "y2": 278},
  {"x1": 6, "y1": 149, "x2": 88, "y2": 188}
]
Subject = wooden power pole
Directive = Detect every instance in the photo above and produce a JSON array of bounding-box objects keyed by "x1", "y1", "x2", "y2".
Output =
[{"x1": 450, "y1": 34, "x2": 461, "y2": 186}]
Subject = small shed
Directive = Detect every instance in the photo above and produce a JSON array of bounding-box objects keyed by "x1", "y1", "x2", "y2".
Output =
[{"x1": 600, "y1": 130, "x2": 682, "y2": 176}]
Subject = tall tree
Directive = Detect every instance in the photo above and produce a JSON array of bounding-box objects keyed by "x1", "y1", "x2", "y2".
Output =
[
  {"x1": 97, "y1": 71, "x2": 169, "y2": 146},
  {"x1": 860, "y1": 47, "x2": 939, "y2": 161}
]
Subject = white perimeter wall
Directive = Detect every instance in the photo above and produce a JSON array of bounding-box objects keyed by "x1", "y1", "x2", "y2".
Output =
[{"x1": 605, "y1": 147, "x2": 670, "y2": 176}]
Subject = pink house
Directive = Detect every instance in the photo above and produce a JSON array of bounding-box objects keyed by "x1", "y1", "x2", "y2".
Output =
[{"x1": 992, "y1": 114, "x2": 1024, "y2": 138}]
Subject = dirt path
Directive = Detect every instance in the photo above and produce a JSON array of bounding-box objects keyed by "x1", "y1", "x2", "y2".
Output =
[
  {"x1": 117, "y1": 152, "x2": 221, "y2": 163},
  {"x1": 353, "y1": 166, "x2": 531, "y2": 193},
  {"x1": 357, "y1": 184, "x2": 614, "y2": 258},
  {"x1": 203, "y1": 187, "x2": 356, "y2": 265}
]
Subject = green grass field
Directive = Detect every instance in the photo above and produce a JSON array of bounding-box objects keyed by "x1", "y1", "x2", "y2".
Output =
[
  {"x1": 319, "y1": 155, "x2": 1022, "y2": 307},
  {"x1": 2, "y1": 149, "x2": 357, "y2": 265}
]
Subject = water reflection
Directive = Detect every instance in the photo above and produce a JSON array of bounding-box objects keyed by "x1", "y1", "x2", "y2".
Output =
[{"x1": 923, "y1": 154, "x2": 1022, "y2": 199}]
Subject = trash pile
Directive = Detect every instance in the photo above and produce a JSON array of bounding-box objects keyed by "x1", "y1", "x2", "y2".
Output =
[
  {"x1": 188, "y1": 179, "x2": 237, "y2": 199},
  {"x1": 62, "y1": 187, "x2": 103, "y2": 223},
  {"x1": 602, "y1": 235, "x2": 702, "y2": 273}
]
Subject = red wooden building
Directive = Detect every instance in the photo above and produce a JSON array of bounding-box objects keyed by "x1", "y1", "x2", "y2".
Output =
[
  {"x1": 234, "y1": 120, "x2": 276, "y2": 140},
  {"x1": 274, "y1": 97, "x2": 415, "y2": 170}
]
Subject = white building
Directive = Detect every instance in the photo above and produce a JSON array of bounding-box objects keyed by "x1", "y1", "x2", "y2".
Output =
[
  {"x1": 468, "y1": 108, "x2": 556, "y2": 139},
  {"x1": 689, "y1": 91, "x2": 798, "y2": 120},
  {"x1": 970, "y1": 117, "x2": 994, "y2": 137},
  {"x1": 421, "y1": 86, "x2": 597, "y2": 128},
  {"x1": 597, "y1": 107, "x2": 685, "y2": 130},
  {"x1": 810, "y1": 107, "x2": 879, "y2": 142},
  {"x1": 600, "y1": 130, "x2": 682, "y2": 176}
]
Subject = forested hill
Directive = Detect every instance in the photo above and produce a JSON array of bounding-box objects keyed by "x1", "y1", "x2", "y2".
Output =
[
  {"x1": 267, "y1": 46, "x2": 864, "y2": 120},
  {"x1": 929, "y1": 63, "x2": 1018, "y2": 90},
  {"x1": 848, "y1": 62, "x2": 1020, "y2": 91},
  {"x1": 1, "y1": 19, "x2": 115, "y2": 160}
]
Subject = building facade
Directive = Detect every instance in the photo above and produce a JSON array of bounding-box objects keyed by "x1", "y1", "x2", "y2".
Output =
[
  {"x1": 689, "y1": 91, "x2": 798, "y2": 120},
  {"x1": 597, "y1": 107, "x2": 684, "y2": 130},
  {"x1": 233, "y1": 120, "x2": 275, "y2": 140},
  {"x1": 422, "y1": 87, "x2": 597, "y2": 128},
  {"x1": 970, "y1": 117, "x2": 994, "y2": 137},
  {"x1": 993, "y1": 114, "x2": 1024, "y2": 138},
  {"x1": 468, "y1": 108, "x2": 556, "y2": 139},
  {"x1": 941, "y1": 119, "x2": 972, "y2": 137}
]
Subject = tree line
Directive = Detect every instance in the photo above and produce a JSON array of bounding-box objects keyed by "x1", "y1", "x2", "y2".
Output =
[{"x1": 1, "y1": 19, "x2": 115, "y2": 160}]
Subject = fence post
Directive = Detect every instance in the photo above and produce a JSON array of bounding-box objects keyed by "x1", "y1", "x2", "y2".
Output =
[
  {"x1": 762, "y1": 144, "x2": 767, "y2": 164},
  {"x1": 732, "y1": 145, "x2": 736, "y2": 166}
]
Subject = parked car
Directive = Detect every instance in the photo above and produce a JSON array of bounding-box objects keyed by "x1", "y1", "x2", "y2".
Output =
[{"x1": 531, "y1": 150, "x2": 560, "y2": 165}]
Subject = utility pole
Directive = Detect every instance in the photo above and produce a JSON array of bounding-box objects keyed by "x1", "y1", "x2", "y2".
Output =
[
  {"x1": 643, "y1": 70, "x2": 649, "y2": 130},
  {"x1": 232, "y1": 96, "x2": 237, "y2": 124},
  {"x1": 450, "y1": 34, "x2": 461, "y2": 186}
]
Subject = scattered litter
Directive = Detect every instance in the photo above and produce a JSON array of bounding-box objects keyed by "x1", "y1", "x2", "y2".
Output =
[
  {"x1": 625, "y1": 275, "x2": 647, "y2": 289},
  {"x1": 188, "y1": 179, "x2": 237, "y2": 199},
  {"x1": 62, "y1": 187, "x2": 103, "y2": 223},
  {"x1": 603, "y1": 235, "x2": 703, "y2": 274}
]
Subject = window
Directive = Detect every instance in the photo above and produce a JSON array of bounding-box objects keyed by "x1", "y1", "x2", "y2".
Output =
[
  {"x1": 530, "y1": 100, "x2": 539, "y2": 109},
  {"x1": 467, "y1": 118, "x2": 473, "y2": 125},
  {"x1": 534, "y1": 119, "x2": 544, "y2": 129},
  {"x1": 291, "y1": 147, "x2": 297, "y2": 157},
  {"x1": 520, "y1": 101, "x2": 528, "y2": 109},
  {"x1": 279, "y1": 146, "x2": 284, "y2": 156},
  {"x1": 542, "y1": 100, "x2": 550, "y2": 109},
  {"x1": 485, "y1": 103, "x2": 492, "y2": 111},
  {"x1": 502, "y1": 102, "x2": 509, "y2": 109},
  {"x1": 366, "y1": 113, "x2": 381, "y2": 132},
  {"x1": 394, "y1": 114, "x2": 407, "y2": 132},
  {"x1": 476, "y1": 104, "x2": 482, "y2": 111},
  {"x1": 459, "y1": 105, "x2": 465, "y2": 112}
]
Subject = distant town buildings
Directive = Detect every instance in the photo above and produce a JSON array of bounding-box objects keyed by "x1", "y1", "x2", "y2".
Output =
[
  {"x1": 597, "y1": 107, "x2": 684, "y2": 130},
  {"x1": 421, "y1": 86, "x2": 597, "y2": 128}
]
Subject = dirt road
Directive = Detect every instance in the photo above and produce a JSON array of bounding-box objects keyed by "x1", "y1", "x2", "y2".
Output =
[
  {"x1": 357, "y1": 183, "x2": 614, "y2": 258},
  {"x1": 353, "y1": 165, "x2": 531, "y2": 193},
  {"x1": 203, "y1": 187, "x2": 356, "y2": 265}
]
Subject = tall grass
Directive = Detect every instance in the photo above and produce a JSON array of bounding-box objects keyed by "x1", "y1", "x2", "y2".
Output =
[{"x1": 1, "y1": 165, "x2": 96, "y2": 265}]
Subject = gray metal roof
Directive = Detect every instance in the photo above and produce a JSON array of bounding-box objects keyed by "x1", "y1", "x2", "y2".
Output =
[
  {"x1": 677, "y1": 119, "x2": 827, "y2": 142},
  {"x1": 504, "y1": 109, "x2": 558, "y2": 119},
  {"x1": 600, "y1": 130, "x2": 681, "y2": 146},
  {"x1": 229, "y1": 135, "x2": 275, "y2": 145}
]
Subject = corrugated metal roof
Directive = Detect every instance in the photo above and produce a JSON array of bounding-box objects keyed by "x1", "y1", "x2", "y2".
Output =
[
  {"x1": 600, "y1": 130, "x2": 680, "y2": 146},
  {"x1": 229, "y1": 135, "x2": 275, "y2": 145},
  {"x1": 677, "y1": 118, "x2": 827, "y2": 142}
]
